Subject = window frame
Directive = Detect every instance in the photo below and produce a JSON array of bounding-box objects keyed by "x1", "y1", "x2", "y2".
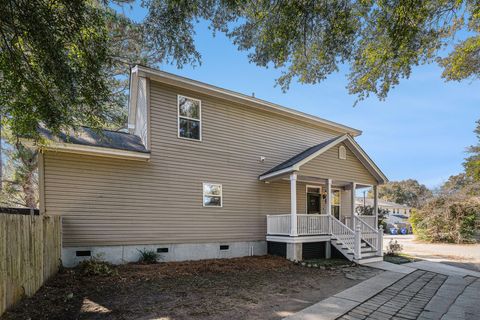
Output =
[
  {"x1": 202, "y1": 182, "x2": 223, "y2": 207},
  {"x1": 177, "y1": 94, "x2": 202, "y2": 141},
  {"x1": 305, "y1": 185, "x2": 323, "y2": 214}
]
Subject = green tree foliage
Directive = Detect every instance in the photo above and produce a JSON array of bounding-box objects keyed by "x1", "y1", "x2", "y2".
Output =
[
  {"x1": 0, "y1": 1, "x2": 162, "y2": 208},
  {"x1": 464, "y1": 119, "x2": 480, "y2": 182},
  {"x1": 439, "y1": 6, "x2": 480, "y2": 81},
  {"x1": 2, "y1": 1, "x2": 479, "y2": 139},
  {"x1": 142, "y1": 0, "x2": 479, "y2": 102},
  {"x1": 0, "y1": 0, "x2": 114, "y2": 138},
  {"x1": 410, "y1": 195, "x2": 479, "y2": 243},
  {"x1": 371, "y1": 179, "x2": 432, "y2": 208}
]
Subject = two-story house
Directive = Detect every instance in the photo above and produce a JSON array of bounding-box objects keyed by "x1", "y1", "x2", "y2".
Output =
[{"x1": 35, "y1": 65, "x2": 388, "y2": 266}]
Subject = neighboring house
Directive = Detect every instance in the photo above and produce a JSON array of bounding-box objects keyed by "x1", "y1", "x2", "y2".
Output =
[
  {"x1": 356, "y1": 197, "x2": 411, "y2": 215},
  {"x1": 355, "y1": 198, "x2": 411, "y2": 225},
  {"x1": 33, "y1": 65, "x2": 388, "y2": 266}
]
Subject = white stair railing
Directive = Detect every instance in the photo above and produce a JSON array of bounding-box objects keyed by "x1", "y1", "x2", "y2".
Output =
[
  {"x1": 329, "y1": 215, "x2": 356, "y2": 254},
  {"x1": 353, "y1": 215, "x2": 379, "y2": 250}
]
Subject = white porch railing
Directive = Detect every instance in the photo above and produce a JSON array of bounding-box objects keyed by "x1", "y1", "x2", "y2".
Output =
[
  {"x1": 266, "y1": 214, "x2": 384, "y2": 260},
  {"x1": 266, "y1": 214, "x2": 291, "y2": 235},
  {"x1": 297, "y1": 214, "x2": 330, "y2": 235},
  {"x1": 266, "y1": 214, "x2": 330, "y2": 236}
]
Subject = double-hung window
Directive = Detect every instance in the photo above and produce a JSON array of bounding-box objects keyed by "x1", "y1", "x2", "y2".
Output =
[
  {"x1": 178, "y1": 95, "x2": 201, "y2": 140},
  {"x1": 203, "y1": 183, "x2": 222, "y2": 207}
]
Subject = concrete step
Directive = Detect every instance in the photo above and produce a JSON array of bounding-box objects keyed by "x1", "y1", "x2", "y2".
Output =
[
  {"x1": 360, "y1": 251, "x2": 378, "y2": 258},
  {"x1": 356, "y1": 256, "x2": 383, "y2": 264}
]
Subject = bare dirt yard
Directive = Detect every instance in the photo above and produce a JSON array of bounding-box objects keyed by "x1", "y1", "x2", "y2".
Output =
[
  {"x1": 1, "y1": 256, "x2": 381, "y2": 320},
  {"x1": 385, "y1": 235, "x2": 480, "y2": 272}
]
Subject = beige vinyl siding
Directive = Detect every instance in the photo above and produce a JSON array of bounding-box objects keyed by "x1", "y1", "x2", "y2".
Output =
[
  {"x1": 299, "y1": 143, "x2": 377, "y2": 185},
  {"x1": 45, "y1": 81, "x2": 354, "y2": 247},
  {"x1": 340, "y1": 190, "x2": 352, "y2": 221}
]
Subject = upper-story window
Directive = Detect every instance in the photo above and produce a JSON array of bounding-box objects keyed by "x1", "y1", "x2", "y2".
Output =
[{"x1": 178, "y1": 95, "x2": 201, "y2": 140}]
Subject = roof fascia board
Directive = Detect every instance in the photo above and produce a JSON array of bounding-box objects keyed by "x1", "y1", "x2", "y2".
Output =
[
  {"x1": 259, "y1": 167, "x2": 296, "y2": 181},
  {"x1": 23, "y1": 139, "x2": 150, "y2": 161},
  {"x1": 135, "y1": 65, "x2": 362, "y2": 137}
]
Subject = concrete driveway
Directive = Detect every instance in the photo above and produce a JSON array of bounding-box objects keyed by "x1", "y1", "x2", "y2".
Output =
[{"x1": 384, "y1": 235, "x2": 480, "y2": 272}]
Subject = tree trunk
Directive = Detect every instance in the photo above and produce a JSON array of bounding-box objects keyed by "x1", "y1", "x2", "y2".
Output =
[{"x1": 22, "y1": 169, "x2": 37, "y2": 208}]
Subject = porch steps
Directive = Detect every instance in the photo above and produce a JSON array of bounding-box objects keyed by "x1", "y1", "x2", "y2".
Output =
[{"x1": 331, "y1": 237, "x2": 383, "y2": 264}]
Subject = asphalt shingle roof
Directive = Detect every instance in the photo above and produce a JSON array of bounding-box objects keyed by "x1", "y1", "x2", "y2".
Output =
[
  {"x1": 38, "y1": 126, "x2": 149, "y2": 153},
  {"x1": 260, "y1": 135, "x2": 342, "y2": 177}
]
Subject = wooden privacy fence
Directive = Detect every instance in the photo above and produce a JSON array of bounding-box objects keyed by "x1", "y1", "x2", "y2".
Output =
[{"x1": 0, "y1": 213, "x2": 62, "y2": 316}]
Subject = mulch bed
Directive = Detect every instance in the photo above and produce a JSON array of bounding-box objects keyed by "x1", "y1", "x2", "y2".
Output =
[{"x1": 1, "y1": 255, "x2": 381, "y2": 320}]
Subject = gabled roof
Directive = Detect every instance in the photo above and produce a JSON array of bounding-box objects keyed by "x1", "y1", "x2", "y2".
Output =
[
  {"x1": 261, "y1": 136, "x2": 341, "y2": 177},
  {"x1": 38, "y1": 126, "x2": 149, "y2": 153},
  {"x1": 131, "y1": 65, "x2": 362, "y2": 137},
  {"x1": 31, "y1": 126, "x2": 150, "y2": 161},
  {"x1": 259, "y1": 134, "x2": 388, "y2": 183}
]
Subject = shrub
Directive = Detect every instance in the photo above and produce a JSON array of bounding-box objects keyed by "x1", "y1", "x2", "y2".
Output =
[
  {"x1": 78, "y1": 255, "x2": 118, "y2": 277},
  {"x1": 138, "y1": 249, "x2": 159, "y2": 264},
  {"x1": 410, "y1": 196, "x2": 479, "y2": 243},
  {"x1": 386, "y1": 239, "x2": 403, "y2": 256}
]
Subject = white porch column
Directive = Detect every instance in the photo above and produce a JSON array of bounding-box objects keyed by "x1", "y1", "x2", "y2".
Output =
[
  {"x1": 350, "y1": 182, "x2": 356, "y2": 229},
  {"x1": 290, "y1": 172, "x2": 298, "y2": 237},
  {"x1": 326, "y1": 179, "x2": 332, "y2": 234},
  {"x1": 373, "y1": 185, "x2": 379, "y2": 229},
  {"x1": 326, "y1": 179, "x2": 332, "y2": 216}
]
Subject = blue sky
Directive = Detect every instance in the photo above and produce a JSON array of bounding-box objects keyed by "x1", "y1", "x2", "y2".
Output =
[{"x1": 117, "y1": 3, "x2": 480, "y2": 189}]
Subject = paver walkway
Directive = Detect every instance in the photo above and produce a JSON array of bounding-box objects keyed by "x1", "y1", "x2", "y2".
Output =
[
  {"x1": 338, "y1": 270, "x2": 447, "y2": 320},
  {"x1": 284, "y1": 261, "x2": 480, "y2": 320}
]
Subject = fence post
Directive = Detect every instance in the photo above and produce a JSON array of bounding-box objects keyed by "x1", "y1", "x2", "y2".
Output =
[
  {"x1": 354, "y1": 224, "x2": 362, "y2": 260},
  {"x1": 377, "y1": 225, "x2": 384, "y2": 257}
]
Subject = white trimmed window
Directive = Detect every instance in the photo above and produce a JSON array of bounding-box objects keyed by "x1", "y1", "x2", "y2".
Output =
[
  {"x1": 203, "y1": 183, "x2": 222, "y2": 207},
  {"x1": 178, "y1": 95, "x2": 201, "y2": 140}
]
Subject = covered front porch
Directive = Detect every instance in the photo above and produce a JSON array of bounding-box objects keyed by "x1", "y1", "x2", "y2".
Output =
[
  {"x1": 266, "y1": 177, "x2": 379, "y2": 236},
  {"x1": 259, "y1": 135, "x2": 388, "y2": 262}
]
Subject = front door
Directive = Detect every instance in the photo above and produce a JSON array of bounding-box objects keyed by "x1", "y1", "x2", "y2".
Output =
[{"x1": 306, "y1": 187, "x2": 321, "y2": 214}]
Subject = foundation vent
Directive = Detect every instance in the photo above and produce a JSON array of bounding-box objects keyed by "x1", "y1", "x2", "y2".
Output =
[{"x1": 76, "y1": 250, "x2": 91, "y2": 257}]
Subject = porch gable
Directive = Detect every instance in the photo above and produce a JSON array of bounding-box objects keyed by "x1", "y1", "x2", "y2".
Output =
[{"x1": 258, "y1": 134, "x2": 387, "y2": 184}]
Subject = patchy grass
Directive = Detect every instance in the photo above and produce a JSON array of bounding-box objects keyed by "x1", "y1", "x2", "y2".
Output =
[{"x1": 1, "y1": 256, "x2": 382, "y2": 320}]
